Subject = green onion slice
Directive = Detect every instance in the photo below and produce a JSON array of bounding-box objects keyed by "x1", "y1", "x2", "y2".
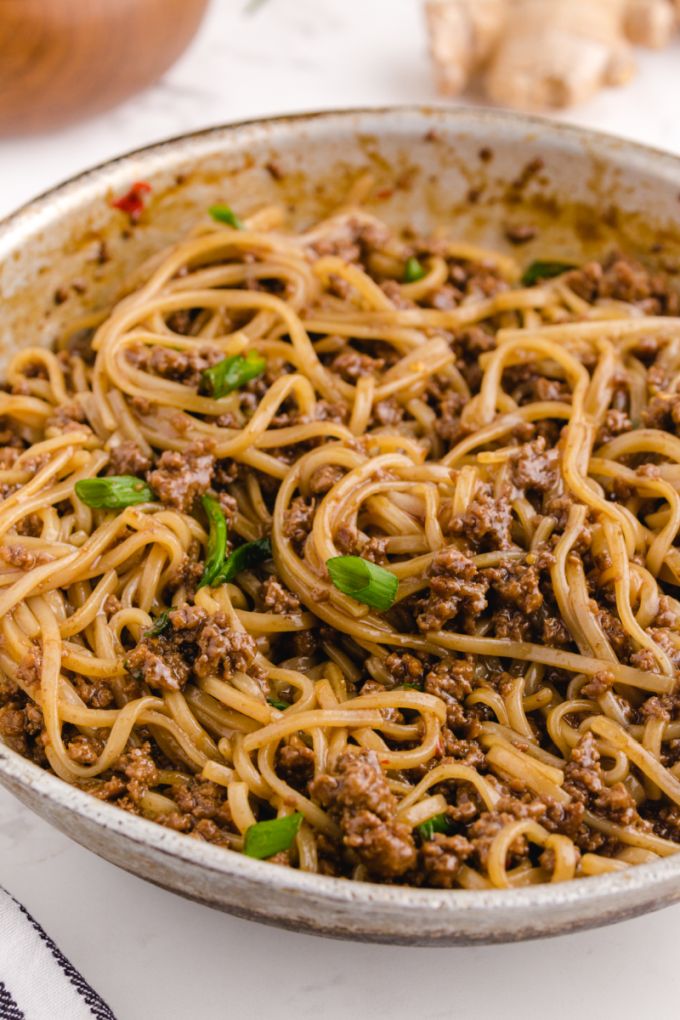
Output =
[
  {"x1": 198, "y1": 495, "x2": 228, "y2": 589},
  {"x1": 144, "y1": 611, "x2": 170, "y2": 637},
  {"x1": 222, "y1": 537, "x2": 272, "y2": 583},
  {"x1": 267, "y1": 697, "x2": 289, "y2": 711},
  {"x1": 403, "y1": 255, "x2": 427, "y2": 283},
  {"x1": 75, "y1": 476, "x2": 154, "y2": 510},
  {"x1": 209, "y1": 204, "x2": 244, "y2": 229},
  {"x1": 243, "y1": 813, "x2": 303, "y2": 859},
  {"x1": 326, "y1": 555, "x2": 398, "y2": 611},
  {"x1": 200, "y1": 351, "x2": 266, "y2": 399},
  {"x1": 417, "y1": 813, "x2": 453, "y2": 841},
  {"x1": 521, "y1": 260, "x2": 574, "y2": 287}
]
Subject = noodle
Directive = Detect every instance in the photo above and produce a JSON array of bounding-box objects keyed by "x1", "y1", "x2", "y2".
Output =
[{"x1": 1, "y1": 188, "x2": 680, "y2": 889}]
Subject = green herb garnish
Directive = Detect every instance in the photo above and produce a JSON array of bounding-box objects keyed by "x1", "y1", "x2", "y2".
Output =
[
  {"x1": 403, "y1": 256, "x2": 426, "y2": 283},
  {"x1": 222, "y1": 537, "x2": 272, "y2": 583},
  {"x1": 198, "y1": 495, "x2": 228, "y2": 589},
  {"x1": 199, "y1": 495, "x2": 272, "y2": 589},
  {"x1": 243, "y1": 813, "x2": 303, "y2": 859},
  {"x1": 75, "y1": 476, "x2": 155, "y2": 510},
  {"x1": 267, "y1": 698, "x2": 289, "y2": 711},
  {"x1": 398, "y1": 683, "x2": 422, "y2": 691},
  {"x1": 326, "y1": 555, "x2": 398, "y2": 611},
  {"x1": 209, "y1": 204, "x2": 244, "y2": 229},
  {"x1": 144, "y1": 611, "x2": 170, "y2": 637},
  {"x1": 201, "y1": 351, "x2": 266, "y2": 399},
  {"x1": 417, "y1": 813, "x2": 453, "y2": 841},
  {"x1": 521, "y1": 260, "x2": 575, "y2": 287}
]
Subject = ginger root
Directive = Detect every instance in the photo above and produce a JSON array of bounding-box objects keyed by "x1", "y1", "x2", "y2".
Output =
[
  {"x1": 425, "y1": 0, "x2": 679, "y2": 110},
  {"x1": 425, "y1": 0, "x2": 506, "y2": 95}
]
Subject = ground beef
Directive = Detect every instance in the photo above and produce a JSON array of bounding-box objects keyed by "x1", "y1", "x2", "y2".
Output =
[
  {"x1": 416, "y1": 548, "x2": 488, "y2": 632},
  {"x1": 0, "y1": 701, "x2": 44, "y2": 758},
  {"x1": 564, "y1": 732, "x2": 647, "y2": 829},
  {"x1": 148, "y1": 439, "x2": 215, "y2": 512},
  {"x1": 125, "y1": 605, "x2": 257, "y2": 692},
  {"x1": 335, "y1": 524, "x2": 388, "y2": 564},
  {"x1": 283, "y1": 496, "x2": 316, "y2": 554},
  {"x1": 311, "y1": 749, "x2": 417, "y2": 879},
  {"x1": 0, "y1": 545, "x2": 50, "y2": 570},
  {"x1": 419, "y1": 833, "x2": 474, "y2": 887},
  {"x1": 482, "y1": 561, "x2": 544, "y2": 614},
  {"x1": 108, "y1": 440, "x2": 152, "y2": 476},
  {"x1": 510, "y1": 437, "x2": 560, "y2": 495},
  {"x1": 641, "y1": 392, "x2": 680, "y2": 431},
  {"x1": 277, "y1": 740, "x2": 315, "y2": 791},
  {"x1": 194, "y1": 615, "x2": 257, "y2": 679},
  {"x1": 308, "y1": 464, "x2": 344, "y2": 495},
  {"x1": 126, "y1": 640, "x2": 190, "y2": 692},
  {"x1": 371, "y1": 398, "x2": 405, "y2": 428},
  {"x1": 447, "y1": 491, "x2": 513, "y2": 551},
  {"x1": 330, "y1": 349, "x2": 385, "y2": 382},
  {"x1": 45, "y1": 401, "x2": 89, "y2": 432},
  {"x1": 564, "y1": 253, "x2": 679, "y2": 315},
  {"x1": 126, "y1": 344, "x2": 223, "y2": 387},
  {"x1": 595, "y1": 409, "x2": 633, "y2": 446},
  {"x1": 424, "y1": 658, "x2": 475, "y2": 729},
  {"x1": 383, "y1": 651, "x2": 426, "y2": 688},
  {"x1": 261, "y1": 576, "x2": 300, "y2": 615}
]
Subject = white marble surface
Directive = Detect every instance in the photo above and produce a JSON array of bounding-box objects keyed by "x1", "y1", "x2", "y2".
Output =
[{"x1": 2, "y1": 2, "x2": 680, "y2": 1017}]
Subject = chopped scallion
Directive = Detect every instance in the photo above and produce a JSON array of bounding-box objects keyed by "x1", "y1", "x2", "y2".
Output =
[
  {"x1": 221, "y1": 537, "x2": 272, "y2": 583},
  {"x1": 200, "y1": 351, "x2": 266, "y2": 399},
  {"x1": 403, "y1": 255, "x2": 426, "y2": 283},
  {"x1": 326, "y1": 555, "x2": 398, "y2": 611},
  {"x1": 521, "y1": 260, "x2": 574, "y2": 287},
  {"x1": 417, "y1": 813, "x2": 453, "y2": 841},
  {"x1": 144, "y1": 611, "x2": 170, "y2": 637},
  {"x1": 75, "y1": 476, "x2": 155, "y2": 510},
  {"x1": 209, "y1": 204, "x2": 244, "y2": 229},
  {"x1": 198, "y1": 495, "x2": 228, "y2": 589},
  {"x1": 243, "y1": 813, "x2": 303, "y2": 859},
  {"x1": 267, "y1": 697, "x2": 289, "y2": 711}
]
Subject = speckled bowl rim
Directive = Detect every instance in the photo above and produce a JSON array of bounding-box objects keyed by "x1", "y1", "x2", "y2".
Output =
[{"x1": 1, "y1": 106, "x2": 680, "y2": 937}]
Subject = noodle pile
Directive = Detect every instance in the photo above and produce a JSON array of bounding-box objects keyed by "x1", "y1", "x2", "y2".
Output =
[{"x1": 2, "y1": 182, "x2": 680, "y2": 889}]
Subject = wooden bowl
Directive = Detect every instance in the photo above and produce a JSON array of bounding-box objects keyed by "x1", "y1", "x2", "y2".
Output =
[{"x1": 0, "y1": 0, "x2": 210, "y2": 136}]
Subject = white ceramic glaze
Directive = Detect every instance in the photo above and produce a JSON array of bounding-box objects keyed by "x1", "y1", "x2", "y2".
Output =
[{"x1": 1, "y1": 107, "x2": 679, "y2": 944}]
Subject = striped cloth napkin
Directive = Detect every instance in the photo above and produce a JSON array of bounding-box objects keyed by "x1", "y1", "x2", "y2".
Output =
[{"x1": 0, "y1": 887, "x2": 116, "y2": 1020}]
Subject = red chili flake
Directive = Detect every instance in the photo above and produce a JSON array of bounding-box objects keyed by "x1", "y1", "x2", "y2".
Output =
[
  {"x1": 374, "y1": 188, "x2": 394, "y2": 201},
  {"x1": 111, "y1": 181, "x2": 152, "y2": 223}
]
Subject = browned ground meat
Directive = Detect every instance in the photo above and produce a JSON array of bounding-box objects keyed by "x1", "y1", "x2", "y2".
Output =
[
  {"x1": 126, "y1": 640, "x2": 190, "y2": 692},
  {"x1": 261, "y1": 576, "x2": 301, "y2": 615},
  {"x1": 276, "y1": 740, "x2": 316, "y2": 791},
  {"x1": 196, "y1": 623, "x2": 256, "y2": 680},
  {"x1": 148, "y1": 439, "x2": 215, "y2": 512},
  {"x1": 335, "y1": 524, "x2": 388, "y2": 564},
  {"x1": 447, "y1": 490, "x2": 513, "y2": 551},
  {"x1": 564, "y1": 252, "x2": 680, "y2": 314},
  {"x1": 510, "y1": 437, "x2": 560, "y2": 494},
  {"x1": 311, "y1": 749, "x2": 417, "y2": 879},
  {"x1": 283, "y1": 496, "x2": 316, "y2": 554},
  {"x1": 126, "y1": 343, "x2": 224, "y2": 387},
  {"x1": 419, "y1": 833, "x2": 474, "y2": 887},
  {"x1": 126, "y1": 605, "x2": 258, "y2": 692},
  {"x1": 108, "y1": 440, "x2": 153, "y2": 476},
  {"x1": 416, "y1": 548, "x2": 488, "y2": 632}
]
